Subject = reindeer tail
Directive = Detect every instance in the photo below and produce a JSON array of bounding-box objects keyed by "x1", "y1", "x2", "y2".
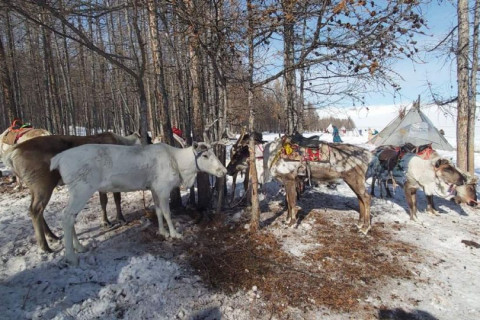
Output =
[{"x1": 49, "y1": 153, "x2": 63, "y2": 172}]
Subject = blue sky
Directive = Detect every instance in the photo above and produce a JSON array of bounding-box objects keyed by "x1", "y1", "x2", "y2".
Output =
[{"x1": 362, "y1": 1, "x2": 458, "y2": 107}]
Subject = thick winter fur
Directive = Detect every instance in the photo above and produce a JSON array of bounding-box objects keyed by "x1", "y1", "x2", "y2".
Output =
[
  {"x1": 367, "y1": 147, "x2": 477, "y2": 220},
  {"x1": 226, "y1": 144, "x2": 265, "y2": 202},
  {"x1": 49, "y1": 142, "x2": 227, "y2": 265},
  {"x1": 2, "y1": 132, "x2": 141, "y2": 252},
  {"x1": 0, "y1": 127, "x2": 51, "y2": 188},
  {"x1": 368, "y1": 144, "x2": 439, "y2": 198},
  {"x1": 402, "y1": 154, "x2": 477, "y2": 220},
  {"x1": 0, "y1": 127, "x2": 51, "y2": 156},
  {"x1": 266, "y1": 138, "x2": 373, "y2": 234}
]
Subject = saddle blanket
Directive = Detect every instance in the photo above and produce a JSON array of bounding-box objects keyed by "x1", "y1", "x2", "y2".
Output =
[
  {"x1": 2, "y1": 128, "x2": 33, "y2": 145},
  {"x1": 281, "y1": 143, "x2": 329, "y2": 162}
]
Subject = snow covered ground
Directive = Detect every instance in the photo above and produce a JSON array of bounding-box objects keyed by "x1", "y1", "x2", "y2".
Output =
[{"x1": 0, "y1": 131, "x2": 479, "y2": 320}]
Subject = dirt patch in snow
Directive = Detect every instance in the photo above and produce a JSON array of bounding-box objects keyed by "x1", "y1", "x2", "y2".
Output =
[{"x1": 182, "y1": 209, "x2": 422, "y2": 316}]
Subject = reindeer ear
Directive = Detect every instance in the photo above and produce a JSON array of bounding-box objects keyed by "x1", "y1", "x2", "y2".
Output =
[
  {"x1": 434, "y1": 159, "x2": 449, "y2": 168},
  {"x1": 198, "y1": 143, "x2": 209, "y2": 152}
]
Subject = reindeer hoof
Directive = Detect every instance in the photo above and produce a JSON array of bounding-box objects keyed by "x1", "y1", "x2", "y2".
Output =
[
  {"x1": 170, "y1": 230, "x2": 183, "y2": 239},
  {"x1": 358, "y1": 225, "x2": 371, "y2": 235},
  {"x1": 156, "y1": 228, "x2": 169, "y2": 239},
  {"x1": 40, "y1": 245, "x2": 54, "y2": 253},
  {"x1": 102, "y1": 221, "x2": 113, "y2": 228},
  {"x1": 46, "y1": 233, "x2": 61, "y2": 241},
  {"x1": 428, "y1": 210, "x2": 440, "y2": 216}
]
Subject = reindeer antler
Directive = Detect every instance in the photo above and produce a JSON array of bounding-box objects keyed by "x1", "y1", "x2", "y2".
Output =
[
  {"x1": 172, "y1": 133, "x2": 187, "y2": 148},
  {"x1": 203, "y1": 119, "x2": 219, "y2": 144}
]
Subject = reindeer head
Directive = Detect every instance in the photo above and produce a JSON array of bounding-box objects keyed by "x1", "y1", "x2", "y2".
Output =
[
  {"x1": 434, "y1": 159, "x2": 478, "y2": 206},
  {"x1": 452, "y1": 174, "x2": 478, "y2": 207},
  {"x1": 193, "y1": 142, "x2": 227, "y2": 178},
  {"x1": 226, "y1": 145, "x2": 249, "y2": 175}
]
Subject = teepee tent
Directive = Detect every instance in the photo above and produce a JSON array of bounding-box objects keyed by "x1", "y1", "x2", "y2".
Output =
[{"x1": 369, "y1": 99, "x2": 454, "y2": 151}]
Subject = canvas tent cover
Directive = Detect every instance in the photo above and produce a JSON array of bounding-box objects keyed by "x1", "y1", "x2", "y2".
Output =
[{"x1": 369, "y1": 105, "x2": 454, "y2": 151}]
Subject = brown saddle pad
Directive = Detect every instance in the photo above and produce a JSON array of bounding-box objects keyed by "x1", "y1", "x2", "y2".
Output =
[
  {"x1": 2, "y1": 128, "x2": 33, "y2": 145},
  {"x1": 377, "y1": 149, "x2": 400, "y2": 171},
  {"x1": 2, "y1": 130, "x2": 18, "y2": 145}
]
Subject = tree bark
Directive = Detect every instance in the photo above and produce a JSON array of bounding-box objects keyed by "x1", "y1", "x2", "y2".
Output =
[
  {"x1": 457, "y1": 0, "x2": 469, "y2": 171},
  {"x1": 248, "y1": 0, "x2": 261, "y2": 232},
  {"x1": 186, "y1": 0, "x2": 211, "y2": 210},
  {"x1": 147, "y1": 0, "x2": 182, "y2": 207},
  {"x1": 0, "y1": 34, "x2": 16, "y2": 120},
  {"x1": 468, "y1": 0, "x2": 479, "y2": 174},
  {"x1": 282, "y1": 0, "x2": 297, "y2": 134}
]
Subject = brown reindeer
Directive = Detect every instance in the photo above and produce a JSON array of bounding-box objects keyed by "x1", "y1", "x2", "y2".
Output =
[
  {"x1": 0, "y1": 127, "x2": 51, "y2": 188},
  {"x1": 2, "y1": 132, "x2": 141, "y2": 252},
  {"x1": 265, "y1": 136, "x2": 373, "y2": 234},
  {"x1": 226, "y1": 131, "x2": 265, "y2": 203}
]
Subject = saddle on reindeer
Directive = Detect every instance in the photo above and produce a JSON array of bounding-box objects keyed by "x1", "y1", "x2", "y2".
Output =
[
  {"x1": 369, "y1": 142, "x2": 439, "y2": 197},
  {"x1": 2, "y1": 119, "x2": 34, "y2": 145},
  {"x1": 266, "y1": 132, "x2": 373, "y2": 234},
  {"x1": 271, "y1": 133, "x2": 328, "y2": 179}
]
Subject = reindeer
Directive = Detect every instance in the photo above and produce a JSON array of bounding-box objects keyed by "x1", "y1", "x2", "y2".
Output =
[
  {"x1": 226, "y1": 131, "x2": 265, "y2": 203},
  {"x1": 367, "y1": 143, "x2": 477, "y2": 220},
  {"x1": 0, "y1": 126, "x2": 51, "y2": 188},
  {"x1": 265, "y1": 136, "x2": 373, "y2": 234},
  {"x1": 2, "y1": 132, "x2": 141, "y2": 252},
  {"x1": 369, "y1": 143, "x2": 439, "y2": 198},
  {"x1": 0, "y1": 127, "x2": 51, "y2": 155},
  {"x1": 50, "y1": 142, "x2": 227, "y2": 265},
  {"x1": 397, "y1": 155, "x2": 476, "y2": 220}
]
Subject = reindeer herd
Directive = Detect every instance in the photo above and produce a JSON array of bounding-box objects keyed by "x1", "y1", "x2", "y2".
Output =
[{"x1": 0, "y1": 127, "x2": 478, "y2": 265}]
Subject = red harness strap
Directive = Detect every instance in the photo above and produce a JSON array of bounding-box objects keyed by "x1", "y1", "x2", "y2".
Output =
[
  {"x1": 13, "y1": 128, "x2": 34, "y2": 144},
  {"x1": 416, "y1": 146, "x2": 434, "y2": 160}
]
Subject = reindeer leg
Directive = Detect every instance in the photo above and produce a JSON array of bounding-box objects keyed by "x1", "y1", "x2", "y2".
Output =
[
  {"x1": 285, "y1": 180, "x2": 298, "y2": 226},
  {"x1": 151, "y1": 191, "x2": 169, "y2": 238},
  {"x1": 230, "y1": 172, "x2": 238, "y2": 203},
  {"x1": 72, "y1": 225, "x2": 87, "y2": 253},
  {"x1": 13, "y1": 175, "x2": 23, "y2": 191},
  {"x1": 113, "y1": 192, "x2": 126, "y2": 223},
  {"x1": 344, "y1": 172, "x2": 371, "y2": 234},
  {"x1": 404, "y1": 183, "x2": 418, "y2": 221},
  {"x1": 99, "y1": 192, "x2": 111, "y2": 227},
  {"x1": 30, "y1": 185, "x2": 57, "y2": 252},
  {"x1": 43, "y1": 218, "x2": 60, "y2": 241},
  {"x1": 157, "y1": 189, "x2": 182, "y2": 239},
  {"x1": 63, "y1": 184, "x2": 94, "y2": 265},
  {"x1": 426, "y1": 195, "x2": 440, "y2": 216},
  {"x1": 370, "y1": 176, "x2": 376, "y2": 196}
]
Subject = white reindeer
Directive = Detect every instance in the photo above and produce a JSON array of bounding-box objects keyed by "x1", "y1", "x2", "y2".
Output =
[{"x1": 50, "y1": 142, "x2": 227, "y2": 265}]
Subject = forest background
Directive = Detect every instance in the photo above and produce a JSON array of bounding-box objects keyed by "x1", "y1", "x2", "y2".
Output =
[{"x1": 1, "y1": 0, "x2": 479, "y2": 218}]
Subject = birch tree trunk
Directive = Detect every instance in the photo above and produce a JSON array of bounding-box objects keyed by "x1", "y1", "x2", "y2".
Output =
[
  {"x1": 283, "y1": 0, "x2": 297, "y2": 134},
  {"x1": 147, "y1": 0, "x2": 182, "y2": 207},
  {"x1": 456, "y1": 0, "x2": 469, "y2": 171},
  {"x1": 467, "y1": 0, "x2": 479, "y2": 174},
  {"x1": 186, "y1": 0, "x2": 211, "y2": 210},
  {"x1": 248, "y1": 0, "x2": 260, "y2": 232}
]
